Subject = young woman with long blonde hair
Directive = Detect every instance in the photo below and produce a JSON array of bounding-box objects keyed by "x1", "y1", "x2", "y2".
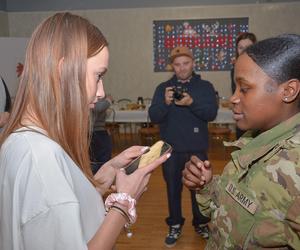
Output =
[{"x1": 0, "y1": 12, "x2": 169, "y2": 250}]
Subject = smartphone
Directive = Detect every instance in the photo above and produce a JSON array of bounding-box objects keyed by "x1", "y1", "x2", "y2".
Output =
[{"x1": 125, "y1": 140, "x2": 172, "y2": 175}]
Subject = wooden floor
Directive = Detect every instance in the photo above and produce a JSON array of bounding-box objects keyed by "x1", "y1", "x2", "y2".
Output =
[{"x1": 111, "y1": 132, "x2": 234, "y2": 250}]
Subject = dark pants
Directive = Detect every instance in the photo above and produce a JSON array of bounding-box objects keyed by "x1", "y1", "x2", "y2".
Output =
[
  {"x1": 162, "y1": 151, "x2": 210, "y2": 227},
  {"x1": 90, "y1": 130, "x2": 112, "y2": 174}
]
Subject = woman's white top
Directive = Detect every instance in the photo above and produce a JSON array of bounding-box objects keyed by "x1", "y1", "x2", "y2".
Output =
[{"x1": 0, "y1": 127, "x2": 105, "y2": 250}]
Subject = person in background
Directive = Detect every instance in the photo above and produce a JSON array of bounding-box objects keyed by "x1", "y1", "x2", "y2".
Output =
[
  {"x1": 16, "y1": 62, "x2": 24, "y2": 78},
  {"x1": 0, "y1": 76, "x2": 11, "y2": 130},
  {"x1": 0, "y1": 12, "x2": 170, "y2": 250},
  {"x1": 149, "y1": 46, "x2": 218, "y2": 247},
  {"x1": 231, "y1": 32, "x2": 257, "y2": 139},
  {"x1": 90, "y1": 94, "x2": 113, "y2": 174},
  {"x1": 183, "y1": 34, "x2": 300, "y2": 249}
]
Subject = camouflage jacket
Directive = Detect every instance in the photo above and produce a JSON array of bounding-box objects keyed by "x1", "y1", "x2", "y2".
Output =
[{"x1": 197, "y1": 113, "x2": 300, "y2": 249}]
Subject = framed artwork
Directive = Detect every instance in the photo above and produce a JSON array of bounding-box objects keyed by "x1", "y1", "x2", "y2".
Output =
[{"x1": 153, "y1": 17, "x2": 249, "y2": 72}]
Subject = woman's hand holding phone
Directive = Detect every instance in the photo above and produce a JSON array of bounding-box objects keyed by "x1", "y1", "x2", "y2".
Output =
[
  {"x1": 115, "y1": 147, "x2": 171, "y2": 200},
  {"x1": 107, "y1": 146, "x2": 151, "y2": 170},
  {"x1": 124, "y1": 141, "x2": 172, "y2": 175},
  {"x1": 95, "y1": 141, "x2": 172, "y2": 198},
  {"x1": 94, "y1": 146, "x2": 150, "y2": 194}
]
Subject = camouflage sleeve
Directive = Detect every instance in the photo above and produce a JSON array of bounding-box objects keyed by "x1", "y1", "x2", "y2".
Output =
[
  {"x1": 286, "y1": 196, "x2": 300, "y2": 248},
  {"x1": 196, "y1": 175, "x2": 220, "y2": 218}
]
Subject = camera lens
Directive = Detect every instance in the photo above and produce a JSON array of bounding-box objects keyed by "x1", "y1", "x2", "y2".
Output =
[{"x1": 173, "y1": 86, "x2": 184, "y2": 100}]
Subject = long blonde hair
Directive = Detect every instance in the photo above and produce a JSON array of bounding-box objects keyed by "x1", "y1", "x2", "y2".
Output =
[{"x1": 0, "y1": 12, "x2": 108, "y2": 185}]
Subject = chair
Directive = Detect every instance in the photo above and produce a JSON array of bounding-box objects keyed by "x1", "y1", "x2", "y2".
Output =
[
  {"x1": 209, "y1": 124, "x2": 231, "y2": 140},
  {"x1": 117, "y1": 98, "x2": 132, "y2": 110},
  {"x1": 115, "y1": 98, "x2": 133, "y2": 133},
  {"x1": 116, "y1": 98, "x2": 136, "y2": 146},
  {"x1": 143, "y1": 97, "x2": 152, "y2": 106}
]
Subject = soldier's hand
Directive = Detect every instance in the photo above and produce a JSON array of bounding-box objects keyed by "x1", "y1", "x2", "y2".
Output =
[
  {"x1": 174, "y1": 92, "x2": 193, "y2": 106},
  {"x1": 165, "y1": 87, "x2": 174, "y2": 105},
  {"x1": 182, "y1": 155, "x2": 212, "y2": 190}
]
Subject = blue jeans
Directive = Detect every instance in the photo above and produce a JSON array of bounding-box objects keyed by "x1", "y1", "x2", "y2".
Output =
[{"x1": 162, "y1": 151, "x2": 210, "y2": 227}]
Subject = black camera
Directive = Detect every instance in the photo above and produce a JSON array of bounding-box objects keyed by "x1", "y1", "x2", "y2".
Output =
[{"x1": 172, "y1": 85, "x2": 188, "y2": 101}]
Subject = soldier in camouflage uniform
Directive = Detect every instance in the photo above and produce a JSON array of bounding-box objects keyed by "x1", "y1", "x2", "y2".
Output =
[{"x1": 182, "y1": 34, "x2": 300, "y2": 249}]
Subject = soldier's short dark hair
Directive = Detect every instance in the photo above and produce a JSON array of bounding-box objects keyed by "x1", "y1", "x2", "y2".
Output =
[{"x1": 245, "y1": 34, "x2": 300, "y2": 84}]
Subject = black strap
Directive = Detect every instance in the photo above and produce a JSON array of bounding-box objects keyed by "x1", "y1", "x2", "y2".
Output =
[{"x1": 1, "y1": 77, "x2": 11, "y2": 112}]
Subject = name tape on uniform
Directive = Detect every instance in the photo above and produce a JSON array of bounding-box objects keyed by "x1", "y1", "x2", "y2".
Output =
[{"x1": 225, "y1": 181, "x2": 257, "y2": 215}]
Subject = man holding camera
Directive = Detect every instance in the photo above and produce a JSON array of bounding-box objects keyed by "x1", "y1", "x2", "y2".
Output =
[{"x1": 149, "y1": 46, "x2": 218, "y2": 247}]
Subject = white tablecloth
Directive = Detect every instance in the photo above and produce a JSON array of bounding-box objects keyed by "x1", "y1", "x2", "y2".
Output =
[
  {"x1": 106, "y1": 107, "x2": 234, "y2": 124},
  {"x1": 106, "y1": 109, "x2": 149, "y2": 123}
]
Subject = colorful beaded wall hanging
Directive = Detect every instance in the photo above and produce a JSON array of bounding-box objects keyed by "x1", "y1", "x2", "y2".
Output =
[{"x1": 153, "y1": 17, "x2": 249, "y2": 72}]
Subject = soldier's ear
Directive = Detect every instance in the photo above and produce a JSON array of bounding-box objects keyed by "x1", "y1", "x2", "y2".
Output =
[{"x1": 280, "y1": 79, "x2": 300, "y2": 103}]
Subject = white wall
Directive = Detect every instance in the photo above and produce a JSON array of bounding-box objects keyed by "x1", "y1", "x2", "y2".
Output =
[
  {"x1": 5, "y1": 2, "x2": 300, "y2": 100},
  {"x1": 0, "y1": 37, "x2": 28, "y2": 95}
]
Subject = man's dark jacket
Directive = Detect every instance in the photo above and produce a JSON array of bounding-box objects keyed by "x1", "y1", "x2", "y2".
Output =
[{"x1": 149, "y1": 73, "x2": 218, "y2": 152}]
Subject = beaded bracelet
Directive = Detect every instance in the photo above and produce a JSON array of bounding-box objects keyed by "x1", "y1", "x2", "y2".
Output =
[
  {"x1": 105, "y1": 193, "x2": 137, "y2": 224},
  {"x1": 110, "y1": 205, "x2": 130, "y2": 223},
  {"x1": 109, "y1": 205, "x2": 133, "y2": 238}
]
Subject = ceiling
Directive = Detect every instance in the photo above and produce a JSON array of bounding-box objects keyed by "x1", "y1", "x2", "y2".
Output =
[{"x1": 1, "y1": 0, "x2": 300, "y2": 12}]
